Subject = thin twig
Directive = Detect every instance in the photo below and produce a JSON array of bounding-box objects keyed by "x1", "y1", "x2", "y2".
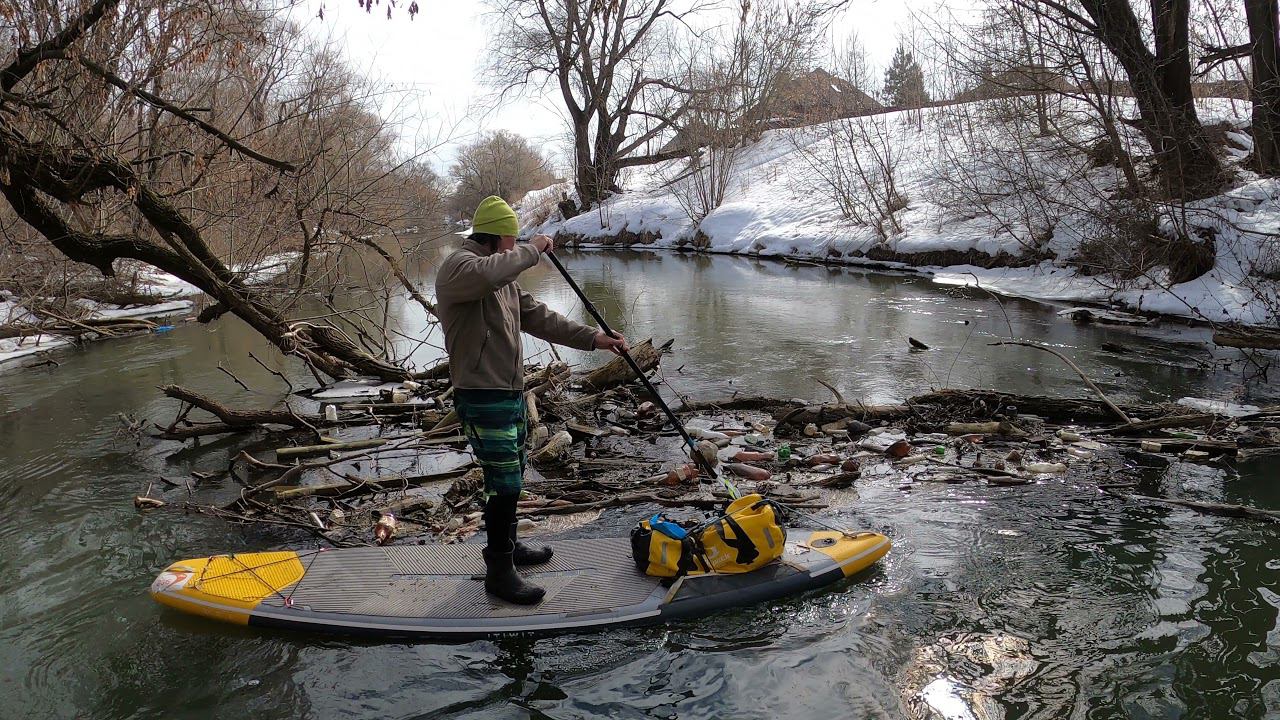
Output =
[
  {"x1": 814, "y1": 378, "x2": 846, "y2": 405},
  {"x1": 217, "y1": 363, "x2": 252, "y2": 392},
  {"x1": 990, "y1": 341, "x2": 1131, "y2": 423},
  {"x1": 965, "y1": 271, "x2": 1015, "y2": 336},
  {"x1": 248, "y1": 351, "x2": 294, "y2": 392}
]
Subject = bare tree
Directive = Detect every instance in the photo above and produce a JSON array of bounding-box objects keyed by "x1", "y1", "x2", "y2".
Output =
[
  {"x1": 485, "y1": 0, "x2": 710, "y2": 211},
  {"x1": 790, "y1": 34, "x2": 906, "y2": 242},
  {"x1": 665, "y1": 0, "x2": 832, "y2": 226},
  {"x1": 1012, "y1": 0, "x2": 1228, "y2": 199},
  {"x1": 448, "y1": 130, "x2": 554, "y2": 218},
  {"x1": 1199, "y1": 0, "x2": 1279, "y2": 173},
  {"x1": 0, "y1": 0, "x2": 447, "y2": 380},
  {"x1": 1242, "y1": 0, "x2": 1280, "y2": 173}
]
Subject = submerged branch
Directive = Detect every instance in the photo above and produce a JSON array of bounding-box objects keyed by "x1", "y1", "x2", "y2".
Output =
[{"x1": 989, "y1": 341, "x2": 1131, "y2": 424}]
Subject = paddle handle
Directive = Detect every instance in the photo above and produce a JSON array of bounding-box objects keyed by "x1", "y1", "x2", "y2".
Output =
[{"x1": 543, "y1": 250, "x2": 729, "y2": 491}]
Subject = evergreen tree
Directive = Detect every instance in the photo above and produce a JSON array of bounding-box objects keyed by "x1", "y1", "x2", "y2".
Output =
[{"x1": 882, "y1": 43, "x2": 928, "y2": 108}]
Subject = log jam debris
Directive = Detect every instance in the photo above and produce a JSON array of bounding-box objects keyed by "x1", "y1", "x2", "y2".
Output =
[{"x1": 141, "y1": 339, "x2": 1280, "y2": 545}]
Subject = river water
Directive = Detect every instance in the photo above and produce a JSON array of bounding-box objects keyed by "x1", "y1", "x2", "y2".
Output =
[{"x1": 1, "y1": 248, "x2": 1277, "y2": 719}]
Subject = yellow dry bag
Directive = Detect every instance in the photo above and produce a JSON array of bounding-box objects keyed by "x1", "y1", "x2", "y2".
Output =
[{"x1": 630, "y1": 494, "x2": 787, "y2": 578}]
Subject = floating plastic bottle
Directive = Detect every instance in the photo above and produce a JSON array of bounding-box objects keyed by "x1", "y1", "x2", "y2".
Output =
[
  {"x1": 1025, "y1": 462, "x2": 1067, "y2": 474},
  {"x1": 374, "y1": 512, "x2": 397, "y2": 545},
  {"x1": 663, "y1": 463, "x2": 699, "y2": 486},
  {"x1": 726, "y1": 463, "x2": 771, "y2": 482},
  {"x1": 688, "y1": 427, "x2": 731, "y2": 445}
]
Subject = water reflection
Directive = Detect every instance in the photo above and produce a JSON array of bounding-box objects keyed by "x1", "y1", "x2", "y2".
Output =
[{"x1": 512, "y1": 251, "x2": 1266, "y2": 409}]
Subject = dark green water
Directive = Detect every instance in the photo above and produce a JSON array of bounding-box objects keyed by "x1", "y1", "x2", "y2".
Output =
[{"x1": 1, "y1": 249, "x2": 1276, "y2": 719}]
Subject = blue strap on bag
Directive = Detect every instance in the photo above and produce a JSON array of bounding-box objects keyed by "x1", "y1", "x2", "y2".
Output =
[{"x1": 649, "y1": 514, "x2": 688, "y2": 539}]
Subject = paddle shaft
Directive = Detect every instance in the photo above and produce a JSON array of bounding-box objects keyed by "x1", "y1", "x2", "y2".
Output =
[{"x1": 543, "y1": 250, "x2": 728, "y2": 489}]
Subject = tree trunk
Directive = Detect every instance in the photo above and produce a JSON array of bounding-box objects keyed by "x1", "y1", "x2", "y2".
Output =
[
  {"x1": 579, "y1": 338, "x2": 661, "y2": 391},
  {"x1": 1246, "y1": 0, "x2": 1280, "y2": 174},
  {"x1": 1080, "y1": 0, "x2": 1226, "y2": 198},
  {"x1": 573, "y1": 116, "x2": 605, "y2": 208}
]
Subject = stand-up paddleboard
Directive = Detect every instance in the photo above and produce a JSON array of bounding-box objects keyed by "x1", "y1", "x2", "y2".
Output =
[{"x1": 150, "y1": 530, "x2": 889, "y2": 638}]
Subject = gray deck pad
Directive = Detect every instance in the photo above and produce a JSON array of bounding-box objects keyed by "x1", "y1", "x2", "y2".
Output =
[
  {"x1": 260, "y1": 537, "x2": 666, "y2": 620},
  {"x1": 232, "y1": 532, "x2": 875, "y2": 637}
]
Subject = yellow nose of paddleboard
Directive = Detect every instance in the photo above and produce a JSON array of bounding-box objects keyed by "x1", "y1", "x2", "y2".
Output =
[
  {"x1": 150, "y1": 552, "x2": 304, "y2": 625},
  {"x1": 802, "y1": 531, "x2": 891, "y2": 577}
]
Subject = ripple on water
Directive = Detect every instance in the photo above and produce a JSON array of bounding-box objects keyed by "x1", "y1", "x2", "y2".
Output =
[{"x1": 1247, "y1": 588, "x2": 1280, "y2": 670}]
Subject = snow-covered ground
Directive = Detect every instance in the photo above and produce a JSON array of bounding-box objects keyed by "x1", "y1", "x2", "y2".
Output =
[
  {"x1": 0, "y1": 292, "x2": 194, "y2": 371},
  {"x1": 0, "y1": 334, "x2": 75, "y2": 371},
  {"x1": 129, "y1": 250, "x2": 303, "y2": 298},
  {"x1": 0, "y1": 251, "x2": 301, "y2": 372},
  {"x1": 527, "y1": 97, "x2": 1279, "y2": 328}
]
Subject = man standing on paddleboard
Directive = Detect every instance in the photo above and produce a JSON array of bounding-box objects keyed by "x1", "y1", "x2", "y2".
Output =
[{"x1": 435, "y1": 196, "x2": 628, "y2": 605}]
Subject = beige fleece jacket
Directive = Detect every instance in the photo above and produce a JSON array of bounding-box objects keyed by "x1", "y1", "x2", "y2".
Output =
[{"x1": 434, "y1": 240, "x2": 597, "y2": 391}]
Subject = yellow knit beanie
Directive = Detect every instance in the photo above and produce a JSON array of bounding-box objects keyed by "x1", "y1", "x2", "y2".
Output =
[{"x1": 471, "y1": 196, "x2": 519, "y2": 237}]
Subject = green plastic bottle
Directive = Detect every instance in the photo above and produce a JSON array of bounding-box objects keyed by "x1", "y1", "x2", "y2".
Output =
[{"x1": 777, "y1": 444, "x2": 792, "y2": 461}]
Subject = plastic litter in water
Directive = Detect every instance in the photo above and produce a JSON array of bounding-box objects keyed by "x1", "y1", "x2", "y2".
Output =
[{"x1": 153, "y1": 325, "x2": 175, "y2": 333}]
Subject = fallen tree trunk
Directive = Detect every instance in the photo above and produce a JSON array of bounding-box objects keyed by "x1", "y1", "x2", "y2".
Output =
[
  {"x1": 156, "y1": 384, "x2": 320, "y2": 439},
  {"x1": 1123, "y1": 493, "x2": 1280, "y2": 523},
  {"x1": 677, "y1": 395, "x2": 805, "y2": 413},
  {"x1": 914, "y1": 390, "x2": 1167, "y2": 422},
  {"x1": 775, "y1": 390, "x2": 1170, "y2": 428},
  {"x1": 0, "y1": 315, "x2": 160, "y2": 339},
  {"x1": 580, "y1": 338, "x2": 665, "y2": 391},
  {"x1": 272, "y1": 465, "x2": 472, "y2": 500},
  {"x1": 1096, "y1": 413, "x2": 1221, "y2": 436},
  {"x1": 276, "y1": 438, "x2": 387, "y2": 460},
  {"x1": 774, "y1": 401, "x2": 913, "y2": 427},
  {"x1": 1213, "y1": 325, "x2": 1280, "y2": 350}
]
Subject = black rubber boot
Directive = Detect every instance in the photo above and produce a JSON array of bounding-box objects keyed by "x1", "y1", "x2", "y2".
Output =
[
  {"x1": 486, "y1": 494, "x2": 554, "y2": 565},
  {"x1": 512, "y1": 539, "x2": 554, "y2": 566},
  {"x1": 510, "y1": 518, "x2": 553, "y2": 566},
  {"x1": 482, "y1": 547, "x2": 546, "y2": 605},
  {"x1": 483, "y1": 494, "x2": 545, "y2": 604}
]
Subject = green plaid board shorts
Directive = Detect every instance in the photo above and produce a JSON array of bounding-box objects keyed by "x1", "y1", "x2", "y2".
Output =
[{"x1": 454, "y1": 388, "x2": 527, "y2": 496}]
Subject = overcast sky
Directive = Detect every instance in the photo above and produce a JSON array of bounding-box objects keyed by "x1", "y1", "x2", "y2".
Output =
[{"x1": 292, "y1": 0, "x2": 929, "y2": 174}]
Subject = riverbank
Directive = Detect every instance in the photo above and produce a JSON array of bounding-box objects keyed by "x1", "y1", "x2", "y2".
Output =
[
  {"x1": 0, "y1": 295, "x2": 194, "y2": 371},
  {"x1": 526, "y1": 98, "x2": 1280, "y2": 333}
]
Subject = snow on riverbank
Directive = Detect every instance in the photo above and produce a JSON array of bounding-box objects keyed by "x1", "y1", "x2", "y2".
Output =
[
  {"x1": 528, "y1": 98, "x2": 1280, "y2": 328},
  {"x1": 129, "y1": 250, "x2": 303, "y2": 298},
  {"x1": 0, "y1": 334, "x2": 75, "y2": 371},
  {"x1": 0, "y1": 294, "x2": 194, "y2": 371},
  {"x1": 0, "y1": 251, "x2": 304, "y2": 372}
]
